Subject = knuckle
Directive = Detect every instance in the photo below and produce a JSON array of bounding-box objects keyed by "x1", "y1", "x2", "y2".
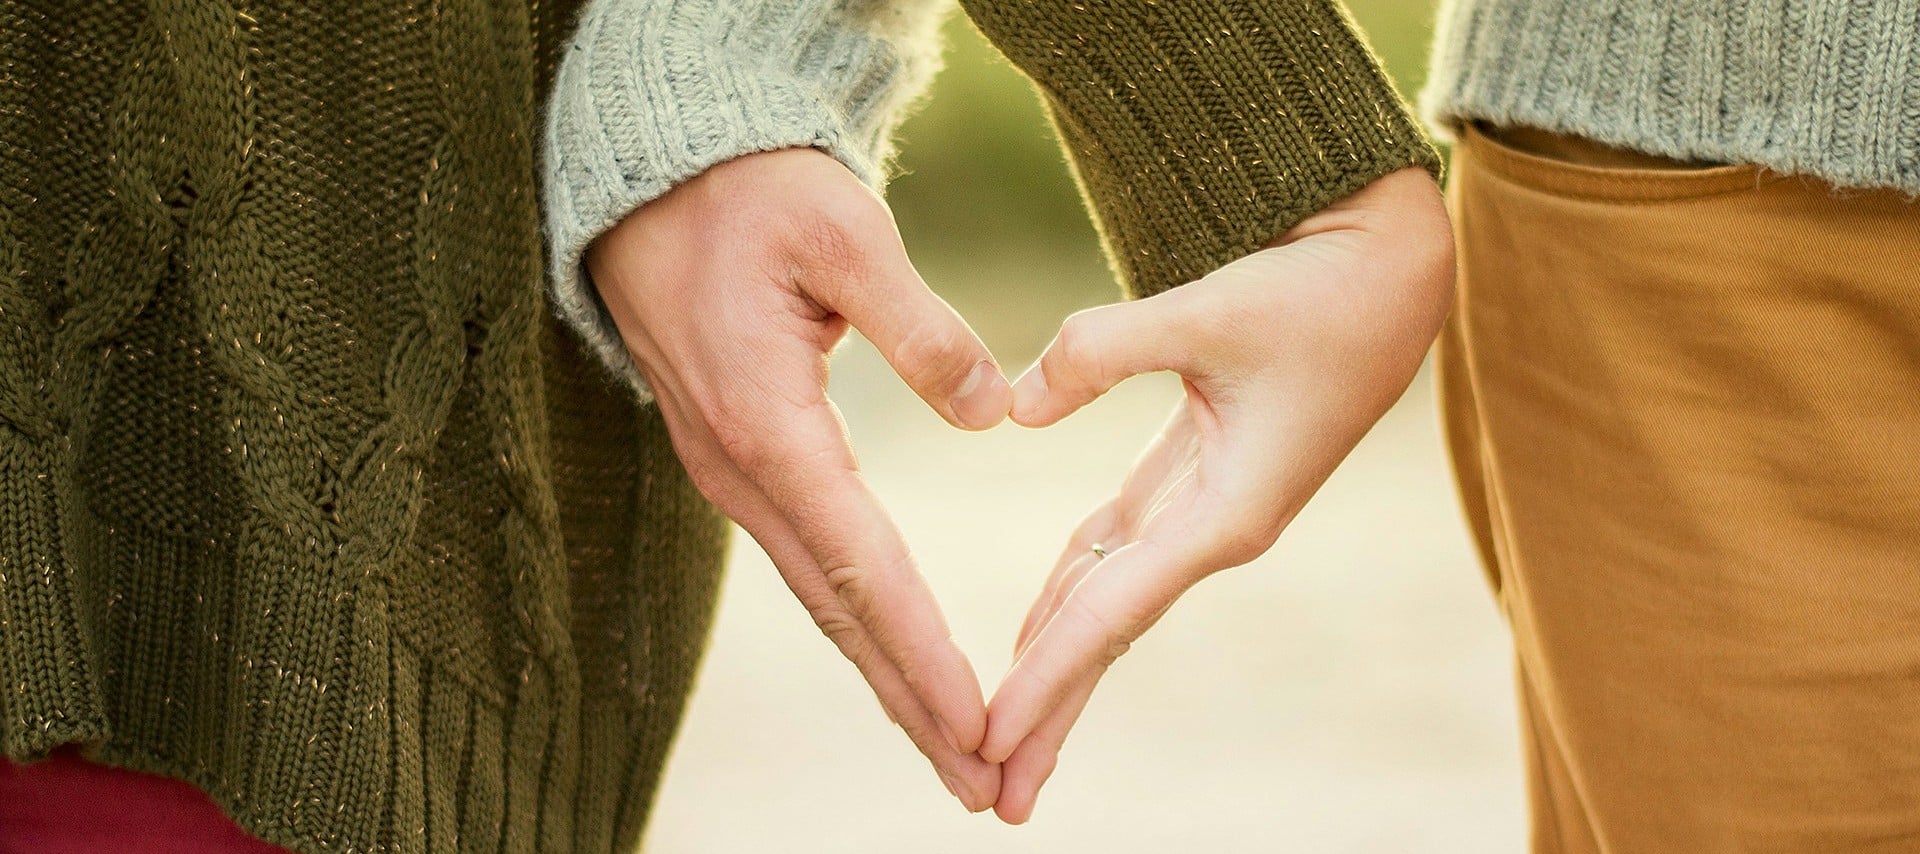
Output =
[
  {"x1": 1209, "y1": 511, "x2": 1284, "y2": 567},
  {"x1": 1009, "y1": 655, "x2": 1068, "y2": 700},
  {"x1": 1065, "y1": 595, "x2": 1134, "y2": 667},
  {"x1": 1174, "y1": 287, "x2": 1244, "y2": 352},
  {"x1": 893, "y1": 319, "x2": 972, "y2": 391},
  {"x1": 811, "y1": 604, "x2": 865, "y2": 652},
  {"x1": 677, "y1": 453, "x2": 731, "y2": 503},
  {"x1": 707, "y1": 415, "x2": 768, "y2": 471},
  {"x1": 1051, "y1": 312, "x2": 1107, "y2": 390},
  {"x1": 893, "y1": 647, "x2": 927, "y2": 689},
  {"x1": 792, "y1": 213, "x2": 868, "y2": 282},
  {"x1": 821, "y1": 563, "x2": 877, "y2": 619},
  {"x1": 752, "y1": 443, "x2": 845, "y2": 506},
  {"x1": 1136, "y1": 288, "x2": 1234, "y2": 377},
  {"x1": 1212, "y1": 533, "x2": 1268, "y2": 568},
  {"x1": 785, "y1": 191, "x2": 892, "y2": 286},
  {"x1": 701, "y1": 391, "x2": 827, "y2": 482}
]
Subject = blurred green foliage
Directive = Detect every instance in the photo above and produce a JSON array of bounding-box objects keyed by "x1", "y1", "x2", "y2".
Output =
[{"x1": 886, "y1": 0, "x2": 1443, "y2": 364}]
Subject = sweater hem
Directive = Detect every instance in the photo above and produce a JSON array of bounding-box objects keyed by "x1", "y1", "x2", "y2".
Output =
[
  {"x1": 1424, "y1": 96, "x2": 1920, "y2": 200},
  {"x1": 6, "y1": 634, "x2": 627, "y2": 854},
  {"x1": 1418, "y1": 0, "x2": 1920, "y2": 197}
]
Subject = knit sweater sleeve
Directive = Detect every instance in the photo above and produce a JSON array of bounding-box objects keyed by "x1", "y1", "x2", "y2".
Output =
[
  {"x1": 957, "y1": 0, "x2": 1443, "y2": 300},
  {"x1": 541, "y1": 0, "x2": 956, "y2": 405}
]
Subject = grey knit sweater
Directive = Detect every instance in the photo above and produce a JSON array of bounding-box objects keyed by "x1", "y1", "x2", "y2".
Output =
[
  {"x1": 1421, "y1": 0, "x2": 1920, "y2": 194},
  {"x1": 541, "y1": 0, "x2": 951, "y2": 404}
]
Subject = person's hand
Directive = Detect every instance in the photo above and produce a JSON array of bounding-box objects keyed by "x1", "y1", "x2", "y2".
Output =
[
  {"x1": 980, "y1": 166, "x2": 1456, "y2": 823},
  {"x1": 583, "y1": 147, "x2": 1014, "y2": 811}
]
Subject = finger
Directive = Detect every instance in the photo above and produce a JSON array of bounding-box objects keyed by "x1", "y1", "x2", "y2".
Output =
[
  {"x1": 719, "y1": 389, "x2": 988, "y2": 756},
  {"x1": 1016, "y1": 551, "x2": 1099, "y2": 662},
  {"x1": 1015, "y1": 411, "x2": 1195, "y2": 660},
  {"x1": 810, "y1": 221, "x2": 1010, "y2": 431},
  {"x1": 994, "y1": 672, "x2": 1101, "y2": 825},
  {"x1": 982, "y1": 534, "x2": 1199, "y2": 764},
  {"x1": 794, "y1": 466, "x2": 990, "y2": 757},
  {"x1": 658, "y1": 396, "x2": 999, "y2": 807},
  {"x1": 1023, "y1": 441, "x2": 1199, "y2": 648},
  {"x1": 1019, "y1": 549, "x2": 1107, "y2": 663},
  {"x1": 1010, "y1": 290, "x2": 1207, "y2": 428},
  {"x1": 1014, "y1": 501, "x2": 1119, "y2": 659},
  {"x1": 855, "y1": 625, "x2": 1005, "y2": 813},
  {"x1": 740, "y1": 508, "x2": 1002, "y2": 810}
]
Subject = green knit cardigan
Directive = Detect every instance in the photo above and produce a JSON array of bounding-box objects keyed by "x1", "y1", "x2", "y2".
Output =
[{"x1": 0, "y1": 1, "x2": 1436, "y2": 852}]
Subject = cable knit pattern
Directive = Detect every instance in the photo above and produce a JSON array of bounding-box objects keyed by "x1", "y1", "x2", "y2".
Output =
[
  {"x1": 0, "y1": 0, "x2": 1432, "y2": 851},
  {"x1": 0, "y1": 2, "x2": 732, "y2": 851},
  {"x1": 1421, "y1": 0, "x2": 1920, "y2": 194},
  {"x1": 541, "y1": 0, "x2": 955, "y2": 405}
]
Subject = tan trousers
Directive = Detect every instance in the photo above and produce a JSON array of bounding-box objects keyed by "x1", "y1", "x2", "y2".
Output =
[{"x1": 1439, "y1": 121, "x2": 1920, "y2": 853}]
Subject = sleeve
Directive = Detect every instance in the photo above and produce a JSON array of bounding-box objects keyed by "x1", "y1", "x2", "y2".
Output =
[
  {"x1": 956, "y1": 0, "x2": 1444, "y2": 300},
  {"x1": 540, "y1": 0, "x2": 960, "y2": 405}
]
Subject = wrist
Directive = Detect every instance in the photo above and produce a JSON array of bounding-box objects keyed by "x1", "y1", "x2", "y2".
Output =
[{"x1": 1267, "y1": 167, "x2": 1448, "y2": 248}]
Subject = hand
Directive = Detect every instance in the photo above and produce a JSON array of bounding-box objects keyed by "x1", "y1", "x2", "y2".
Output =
[
  {"x1": 584, "y1": 148, "x2": 1014, "y2": 811},
  {"x1": 980, "y1": 166, "x2": 1456, "y2": 823}
]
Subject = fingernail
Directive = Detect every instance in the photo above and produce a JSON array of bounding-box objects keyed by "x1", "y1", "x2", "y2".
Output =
[
  {"x1": 1012, "y1": 367, "x2": 1047, "y2": 421},
  {"x1": 936, "y1": 716, "x2": 963, "y2": 756},
  {"x1": 937, "y1": 769, "x2": 964, "y2": 802},
  {"x1": 950, "y1": 359, "x2": 1007, "y2": 429}
]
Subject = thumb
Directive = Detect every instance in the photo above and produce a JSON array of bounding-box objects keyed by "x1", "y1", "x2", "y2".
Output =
[
  {"x1": 1011, "y1": 290, "x2": 1205, "y2": 428},
  {"x1": 825, "y1": 230, "x2": 1011, "y2": 431}
]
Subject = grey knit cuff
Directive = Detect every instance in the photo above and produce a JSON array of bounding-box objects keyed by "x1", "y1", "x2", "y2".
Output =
[{"x1": 540, "y1": 0, "x2": 952, "y2": 407}]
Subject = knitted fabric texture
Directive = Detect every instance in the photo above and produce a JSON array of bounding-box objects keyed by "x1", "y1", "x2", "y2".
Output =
[
  {"x1": 0, "y1": 0, "x2": 1434, "y2": 852},
  {"x1": 1421, "y1": 0, "x2": 1920, "y2": 194},
  {"x1": 543, "y1": 0, "x2": 1443, "y2": 405},
  {"x1": 0, "y1": 2, "x2": 726, "y2": 852},
  {"x1": 954, "y1": 0, "x2": 1444, "y2": 302},
  {"x1": 541, "y1": 0, "x2": 953, "y2": 405}
]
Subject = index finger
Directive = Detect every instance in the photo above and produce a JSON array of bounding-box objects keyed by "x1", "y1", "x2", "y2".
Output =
[
  {"x1": 669, "y1": 427, "x2": 1001, "y2": 809},
  {"x1": 720, "y1": 386, "x2": 988, "y2": 756},
  {"x1": 981, "y1": 536, "x2": 1189, "y2": 764}
]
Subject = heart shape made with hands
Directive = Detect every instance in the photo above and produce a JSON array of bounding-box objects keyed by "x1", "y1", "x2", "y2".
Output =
[{"x1": 583, "y1": 148, "x2": 1454, "y2": 826}]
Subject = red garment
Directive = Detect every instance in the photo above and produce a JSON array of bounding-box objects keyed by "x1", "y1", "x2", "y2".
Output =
[{"x1": 0, "y1": 743, "x2": 294, "y2": 853}]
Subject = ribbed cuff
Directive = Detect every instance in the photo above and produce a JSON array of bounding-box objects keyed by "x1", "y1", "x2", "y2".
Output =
[
  {"x1": 540, "y1": 0, "x2": 951, "y2": 406},
  {"x1": 958, "y1": 0, "x2": 1443, "y2": 299}
]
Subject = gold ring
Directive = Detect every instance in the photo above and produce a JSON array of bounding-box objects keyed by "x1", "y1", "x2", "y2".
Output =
[{"x1": 1089, "y1": 543, "x2": 1109, "y2": 559}]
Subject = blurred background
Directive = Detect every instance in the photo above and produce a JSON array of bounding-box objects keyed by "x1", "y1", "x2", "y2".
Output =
[{"x1": 644, "y1": 2, "x2": 1524, "y2": 851}]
